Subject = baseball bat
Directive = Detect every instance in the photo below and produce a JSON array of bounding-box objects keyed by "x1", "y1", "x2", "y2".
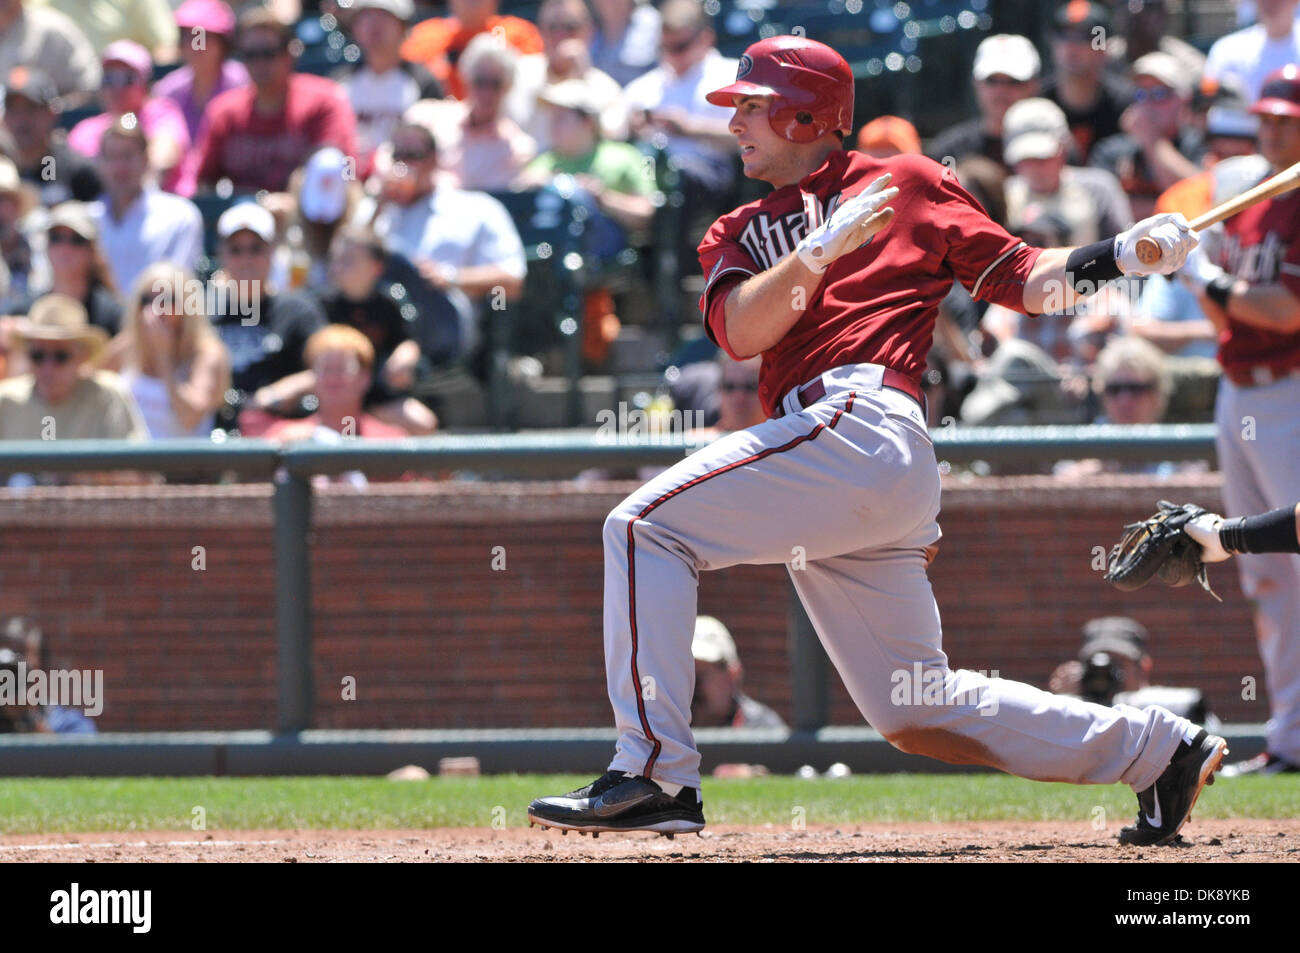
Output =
[{"x1": 1135, "y1": 159, "x2": 1300, "y2": 266}]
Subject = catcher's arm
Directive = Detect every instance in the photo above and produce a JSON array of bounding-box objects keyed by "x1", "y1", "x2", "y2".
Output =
[{"x1": 1187, "y1": 503, "x2": 1300, "y2": 560}]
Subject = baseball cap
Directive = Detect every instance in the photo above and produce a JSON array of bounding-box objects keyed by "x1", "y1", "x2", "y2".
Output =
[
  {"x1": 972, "y1": 34, "x2": 1041, "y2": 83},
  {"x1": 4, "y1": 65, "x2": 58, "y2": 108},
  {"x1": 1131, "y1": 52, "x2": 1192, "y2": 98},
  {"x1": 174, "y1": 0, "x2": 238, "y2": 36},
  {"x1": 1252, "y1": 64, "x2": 1300, "y2": 119},
  {"x1": 1002, "y1": 97, "x2": 1068, "y2": 165},
  {"x1": 1052, "y1": 0, "x2": 1111, "y2": 36},
  {"x1": 46, "y1": 201, "x2": 99, "y2": 242},
  {"x1": 217, "y1": 201, "x2": 276, "y2": 243},
  {"x1": 692, "y1": 616, "x2": 739, "y2": 668},
  {"x1": 855, "y1": 115, "x2": 921, "y2": 155},
  {"x1": 1079, "y1": 617, "x2": 1148, "y2": 663},
  {"x1": 349, "y1": 0, "x2": 414, "y2": 19},
  {"x1": 102, "y1": 40, "x2": 153, "y2": 79},
  {"x1": 298, "y1": 146, "x2": 350, "y2": 224},
  {"x1": 538, "y1": 78, "x2": 605, "y2": 116}
]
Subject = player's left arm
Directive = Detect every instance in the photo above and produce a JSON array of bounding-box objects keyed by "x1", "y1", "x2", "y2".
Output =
[{"x1": 1183, "y1": 270, "x2": 1300, "y2": 335}]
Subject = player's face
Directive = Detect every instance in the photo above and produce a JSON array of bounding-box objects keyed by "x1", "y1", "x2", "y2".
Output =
[
  {"x1": 1256, "y1": 113, "x2": 1300, "y2": 169},
  {"x1": 729, "y1": 95, "x2": 804, "y2": 186}
]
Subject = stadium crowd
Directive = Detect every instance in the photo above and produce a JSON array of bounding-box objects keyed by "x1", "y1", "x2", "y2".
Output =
[{"x1": 0, "y1": 0, "x2": 1295, "y2": 477}]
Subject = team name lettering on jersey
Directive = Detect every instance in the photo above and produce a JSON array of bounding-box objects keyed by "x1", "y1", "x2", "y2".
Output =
[
  {"x1": 1222, "y1": 231, "x2": 1288, "y2": 283},
  {"x1": 736, "y1": 194, "x2": 844, "y2": 272}
]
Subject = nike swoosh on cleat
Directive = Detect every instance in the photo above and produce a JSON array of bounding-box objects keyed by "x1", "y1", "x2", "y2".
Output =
[
  {"x1": 592, "y1": 787, "x2": 659, "y2": 817},
  {"x1": 1144, "y1": 789, "x2": 1162, "y2": 829}
]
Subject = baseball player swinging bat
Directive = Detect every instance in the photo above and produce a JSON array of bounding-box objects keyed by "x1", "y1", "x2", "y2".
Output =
[
  {"x1": 1135, "y1": 159, "x2": 1300, "y2": 265},
  {"x1": 527, "y1": 35, "x2": 1225, "y2": 847}
]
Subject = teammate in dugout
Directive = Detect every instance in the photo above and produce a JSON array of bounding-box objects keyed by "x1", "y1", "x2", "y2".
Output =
[
  {"x1": 528, "y1": 36, "x2": 1226, "y2": 845},
  {"x1": 1177, "y1": 65, "x2": 1300, "y2": 778}
]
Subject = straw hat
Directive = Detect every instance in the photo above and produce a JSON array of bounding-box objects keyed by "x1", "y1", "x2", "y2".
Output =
[{"x1": 15, "y1": 294, "x2": 109, "y2": 362}]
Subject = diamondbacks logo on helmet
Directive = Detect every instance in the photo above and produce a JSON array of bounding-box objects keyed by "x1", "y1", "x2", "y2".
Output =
[{"x1": 737, "y1": 54, "x2": 753, "y2": 79}]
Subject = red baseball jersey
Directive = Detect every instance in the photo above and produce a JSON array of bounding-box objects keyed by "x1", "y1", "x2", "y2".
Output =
[
  {"x1": 698, "y1": 149, "x2": 1043, "y2": 417},
  {"x1": 1216, "y1": 189, "x2": 1300, "y2": 373}
]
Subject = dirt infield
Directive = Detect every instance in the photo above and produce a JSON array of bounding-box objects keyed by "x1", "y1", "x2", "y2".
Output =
[{"x1": 2, "y1": 820, "x2": 1297, "y2": 862}]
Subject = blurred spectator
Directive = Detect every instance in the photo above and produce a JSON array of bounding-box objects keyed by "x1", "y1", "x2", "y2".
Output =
[
  {"x1": 0, "y1": 293, "x2": 145, "y2": 440},
  {"x1": 519, "y1": 80, "x2": 655, "y2": 236},
  {"x1": 690, "y1": 615, "x2": 785, "y2": 729},
  {"x1": 102, "y1": 262, "x2": 229, "y2": 438},
  {"x1": 1042, "y1": 1, "x2": 1130, "y2": 162},
  {"x1": 1048, "y1": 616, "x2": 1216, "y2": 726},
  {"x1": 589, "y1": 0, "x2": 659, "y2": 87},
  {"x1": 268, "y1": 145, "x2": 364, "y2": 291},
  {"x1": 0, "y1": 617, "x2": 96, "y2": 733},
  {"x1": 14, "y1": 202, "x2": 122, "y2": 337},
  {"x1": 623, "y1": 0, "x2": 736, "y2": 269},
  {"x1": 1155, "y1": 94, "x2": 1263, "y2": 220},
  {"x1": 1205, "y1": 0, "x2": 1300, "y2": 102},
  {"x1": 0, "y1": 0, "x2": 100, "y2": 101},
  {"x1": 403, "y1": 33, "x2": 536, "y2": 191},
  {"x1": 1090, "y1": 53, "x2": 1202, "y2": 220},
  {"x1": 262, "y1": 324, "x2": 414, "y2": 440},
  {"x1": 154, "y1": 0, "x2": 250, "y2": 143},
  {"x1": 399, "y1": 0, "x2": 542, "y2": 102},
  {"x1": 1107, "y1": 0, "x2": 1205, "y2": 76},
  {"x1": 504, "y1": 0, "x2": 627, "y2": 153},
  {"x1": 67, "y1": 41, "x2": 191, "y2": 193},
  {"x1": 88, "y1": 116, "x2": 202, "y2": 295},
  {"x1": 1002, "y1": 97, "x2": 1132, "y2": 245},
  {"x1": 1091, "y1": 336, "x2": 1172, "y2": 425},
  {"x1": 856, "y1": 115, "x2": 921, "y2": 159},
  {"x1": 334, "y1": 0, "x2": 441, "y2": 170},
  {"x1": 317, "y1": 225, "x2": 437, "y2": 434},
  {"x1": 190, "y1": 7, "x2": 357, "y2": 194},
  {"x1": 926, "y1": 33, "x2": 1040, "y2": 168},
  {"x1": 715, "y1": 353, "x2": 764, "y2": 431},
  {"x1": 3, "y1": 66, "x2": 103, "y2": 205},
  {"x1": 34, "y1": 0, "x2": 178, "y2": 63},
  {"x1": 204, "y1": 201, "x2": 326, "y2": 432},
  {"x1": 366, "y1": 120, "x2": 525, "y2": 359},
  {"x1": 0, "y1": 157, "x2": 38, "y2": 310}
]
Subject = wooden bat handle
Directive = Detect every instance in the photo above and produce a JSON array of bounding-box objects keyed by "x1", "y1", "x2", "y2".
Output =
[{"x1": 1133, "y1": 159, "x2": 1300, "y2": 266}]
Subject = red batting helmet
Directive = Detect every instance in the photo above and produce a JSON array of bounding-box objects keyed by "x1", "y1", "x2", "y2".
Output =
[
  {"x1": 1252, "y1": 64, "x2": 1300, "y2": 119},
  {"x1": 705, "y1": 35, "x2": 854, "y2": 144}
]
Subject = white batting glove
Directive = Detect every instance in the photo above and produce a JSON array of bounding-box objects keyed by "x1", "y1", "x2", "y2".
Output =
[
  {"x1": 1176, "y1": 242, "x2": 1228, "y2": 294},
  {"x1": 1186, "y1": 512, "x2": 1232, "y2": 563},
  {"x1": 1114, "y1": 212, "x2": 1197, "y2": 276},
  {"x1": 796, "y1": 173, "x2": 899, "y2": 275}
]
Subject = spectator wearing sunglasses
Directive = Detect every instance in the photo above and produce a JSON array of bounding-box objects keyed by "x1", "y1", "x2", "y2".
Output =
[
  {"x1": 0, "y1": 293, "x2": 145, "y2": 442},
  {"x1": 10, "y1": 202, "x2": 123, "y2": 340},
  {"x1": 926, "y1": 34, "x2": 1041, "y2": 171},
  {"x1": 2, "y1": 66, "x2": 103, "y2": 207},
  {"x1": 189, "y1": 6, "x2": 357, "y2": 194},
  {"x1": 1090, "y1": 53, "x2": 1205, "y2": 220},
  {"x1": 401, "y1": 33, "x2": 536, "y2": 191},
  {"x1": 1042, "y1": 1, "x2": 1132, "y2": 163},
  {"x1": 67, "y1": 41, "x2": 192, "y2": 194},
  {"x1": 104, "y1": 263, "x2": 230, "y2": 439},
  {"x1": 88, "y1": 117, "x2": 203, "y2": 298},
  {"x1": 399, "y1": 0, "x2": 542, "y2": 102},
  {"x1": 154, "y1": 0, "x2": 250, "y2": 143}
]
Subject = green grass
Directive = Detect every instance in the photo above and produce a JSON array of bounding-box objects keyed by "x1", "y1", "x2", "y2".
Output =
[{"x1": 0, "y1": 774, "x2": 1295, "y2": 834}]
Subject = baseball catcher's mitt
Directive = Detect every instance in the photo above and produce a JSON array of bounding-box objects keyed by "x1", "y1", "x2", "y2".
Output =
[{"x1": 1104, "y1": 500, "x2": 1221, "y2": 601}]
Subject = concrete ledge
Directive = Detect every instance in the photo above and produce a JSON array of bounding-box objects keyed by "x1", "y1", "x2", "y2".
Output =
[{"x1": 0, "y1": 726, "x2": 1267, "y2": 777}]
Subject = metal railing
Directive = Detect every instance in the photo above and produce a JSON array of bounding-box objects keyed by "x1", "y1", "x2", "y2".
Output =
[{"x1": 0, "y1": 424, "x2": 1218, "y2": 732}]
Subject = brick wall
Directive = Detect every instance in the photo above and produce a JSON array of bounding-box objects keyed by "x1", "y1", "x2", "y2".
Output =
[{"x1": 0, "y1": 475, "x2": 1265, "y2": 731}]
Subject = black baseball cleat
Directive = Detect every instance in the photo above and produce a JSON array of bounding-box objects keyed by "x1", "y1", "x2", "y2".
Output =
[
  {"x1": 1118, "y1": 729, "x2": 1228, "y2": 847},
  {"x1": 1220, "y1": 752, "x2": 1300, "y2": 778},
  {"x1": 528, "y1": 770, "x2": 705, "y2": 835}
]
